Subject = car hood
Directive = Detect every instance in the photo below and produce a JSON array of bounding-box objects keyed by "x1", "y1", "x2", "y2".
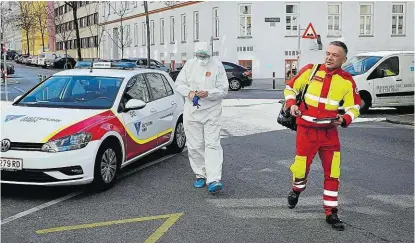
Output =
[{"x1": 1, "y1": 105, "x2": 109, "y2": 143}]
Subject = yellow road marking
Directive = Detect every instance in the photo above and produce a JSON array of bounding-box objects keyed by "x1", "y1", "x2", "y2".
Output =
[{"x1": 36, "y1": 213, "x2": 184, "y2": 242}]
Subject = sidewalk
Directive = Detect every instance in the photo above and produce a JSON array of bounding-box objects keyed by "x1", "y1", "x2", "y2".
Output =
[
  {"x1": 385, "y1": 114, "x2": 414, "y2": 126},
  {"x1": 246, "y1": 78, "x2": 285, "y2": 91}
]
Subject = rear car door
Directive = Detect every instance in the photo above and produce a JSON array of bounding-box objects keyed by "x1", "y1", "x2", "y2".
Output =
[
  {"x1": 144, "y1": 73, "x2": 176, "y2": 145},
  {"x1": 118, "y1": 74, "x2": 159, "y2": 160},
  {"x1": 399, "y1": 54, "x2": 414, "y2": 105}
]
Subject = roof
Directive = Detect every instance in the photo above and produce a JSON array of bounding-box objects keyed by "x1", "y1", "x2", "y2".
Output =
[
  {"x1": 52, "y1": 68, "x2": 169, "y2": 79},
  {"x1": 355, "y1": 50, "x2": 414, "y2": 57}
]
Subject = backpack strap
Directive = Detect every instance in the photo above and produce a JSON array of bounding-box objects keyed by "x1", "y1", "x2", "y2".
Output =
[{"x1": 300, "y1": 64, "x2": 321, "y2": 110}]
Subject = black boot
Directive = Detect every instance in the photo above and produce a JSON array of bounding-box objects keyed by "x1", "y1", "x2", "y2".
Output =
[
  {"x1": 326, "y1": 208, "x2": 345, "y2": 231},
  {"x1": 287, "y1": 190, "x2": 301, "y2": 209}
]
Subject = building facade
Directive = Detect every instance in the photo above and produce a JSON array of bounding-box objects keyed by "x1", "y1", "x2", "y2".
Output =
[
  {"x1": 100, "y1": 1, "x2": 414, "y2": 79},
  {"x1": 54, "y1": 1, "x2": 100, "y2": 59}
]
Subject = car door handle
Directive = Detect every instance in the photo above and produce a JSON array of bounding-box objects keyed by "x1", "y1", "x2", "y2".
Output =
[
  {"x1": 396, "y1": 78, "x2": 402, "y2": 81},
  {"x1": 150, "y1": 108, "x2": 157, "y2": 113},
  {"x1": 171, "y1": 101, "x2": 176, "y2": 105}
]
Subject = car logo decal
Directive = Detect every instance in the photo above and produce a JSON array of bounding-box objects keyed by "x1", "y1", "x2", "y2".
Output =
[
  {"x1": 1, "y1": 139, "x2": 11, "y2": 152},
  {"x1": 134, "y1": 122, "x2": 141, "y2": 136},
  {"x1": 5, "y1": 115, "x2": 26, "y2": 122}
]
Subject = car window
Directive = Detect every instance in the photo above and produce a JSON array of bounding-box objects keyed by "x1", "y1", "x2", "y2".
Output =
[
  {"x1": 223, "y1": 64, "x2": 234, "y2": 70},
  {"x1": 150, "y1": 60, "x2": 158, "y2": 66},
  {"x1": 377, "y1": 56, "x2": 399, "y2": 77},
  {"x1": 145, "y1": 73, "x2": 170, "y2": 100},
  {"x1": 124, "y1": 75, "x2": 150, "y2": 103},
  {"x1": 161, "y1": 75, "x2": 174, "y2": 95},
  {"x1": 17, "y1": 76, "x2": 123, "y2": 109}
]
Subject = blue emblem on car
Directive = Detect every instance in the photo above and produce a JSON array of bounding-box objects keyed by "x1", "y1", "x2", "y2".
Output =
[
  {"x1": 134, "y1": 122, "x2": 141, "y2": 135},
  {"x1": 5, "y1": 115, "x2": 26, "y2": 122}
]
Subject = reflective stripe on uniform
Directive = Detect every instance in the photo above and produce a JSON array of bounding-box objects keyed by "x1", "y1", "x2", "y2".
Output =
[
  {"x1": 294, "y1": 184, "x2": 306, "y2": 189},
  {"x1": 344, "y1": 105, "x2": 360, "y2": 111},
  {"x1": 324, "y1": 200, "x2": 338, "y2": 207},
  {"x1": 300, "y1": 115, "x2": 332, "y2": 124},
  {"x1": 304, "y1": 93, "x2": 340, "y2": 106},
  {"x1": 285, "y1": 95, "x2": 296, "y2": 101},
  {"x1": 285, "y1": 85, "x2": 299, "y2": 95},
  {"x1": 346, "y1": 111, "x2": 355, "y2": 120},
  {"x1": 324, "y1": 190, "x2": 338, "y2": 197}
]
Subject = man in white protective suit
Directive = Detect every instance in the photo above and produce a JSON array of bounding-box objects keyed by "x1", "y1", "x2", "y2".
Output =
[{"x1": 175, "y1": 42, "x2": 229, "y2": 193}]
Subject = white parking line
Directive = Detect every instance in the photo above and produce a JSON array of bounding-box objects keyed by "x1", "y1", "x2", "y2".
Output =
[{"x1": 1, "y1": 150, "x2": 186, "y2": 226}]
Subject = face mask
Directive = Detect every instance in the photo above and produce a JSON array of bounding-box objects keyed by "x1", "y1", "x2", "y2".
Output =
[{"x1": 198, "y1": 59, "x2": 209, "y2": 66}]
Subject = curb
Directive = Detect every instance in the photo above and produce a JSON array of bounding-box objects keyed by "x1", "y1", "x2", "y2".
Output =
[
  {"x1": 383, "y1": 118, "x2": 414, "y2": 126},
  {"x1": 244, "y1": 88, "x2": 284, "y2": 91}
]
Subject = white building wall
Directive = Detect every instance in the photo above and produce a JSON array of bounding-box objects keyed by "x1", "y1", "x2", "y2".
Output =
[{"x1": 100, "y1": 1, "x2": 414, "y2": 79}]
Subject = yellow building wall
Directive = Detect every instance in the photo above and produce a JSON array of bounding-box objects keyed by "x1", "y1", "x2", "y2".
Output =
[{"x1": 20, "y1": 2, "x2": 49, "y2": 56}]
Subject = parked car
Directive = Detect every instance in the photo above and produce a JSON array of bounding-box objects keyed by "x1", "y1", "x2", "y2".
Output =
[
  {"x1": 52, "y1": 55, "x2": 77, "y2": 69},
  {"x1": 169, "y1": 61, "x2": 253, "y2": 91},
  {"x1": 16, "y1": 54, "x2": 29, "y2": 64},
  {"x1": 120, "y1": 58, "x2": 170, "y2": 72},
  {"x1": 1, "y1": 61, "x2": 186, "y2": 190},
  {"x1": 30, "y1": 56, "x2": 39, "y2": 66},
  {"x1": 38, "y1": 53, "x2": 58, "y2": 68},
  {"x1": 5, "y1": 50, "x2": 18, "y2": 60},
  {"x1": 1, "y1": 63, "x2": 15, "y2": 78}
]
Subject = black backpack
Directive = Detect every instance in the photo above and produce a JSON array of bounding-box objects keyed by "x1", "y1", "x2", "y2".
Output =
[{"x1": 277, "y1": 64, "x2": 321, "y2": 131}]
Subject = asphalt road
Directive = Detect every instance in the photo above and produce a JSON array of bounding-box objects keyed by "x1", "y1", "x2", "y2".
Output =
[{"x1": 1, "y1": 62, "x2": 414, "y2": 243}]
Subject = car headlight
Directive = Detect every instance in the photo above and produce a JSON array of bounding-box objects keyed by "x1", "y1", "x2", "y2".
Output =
[{"x1": 41, "y1": 132, "x2": 92, "y2": 152}]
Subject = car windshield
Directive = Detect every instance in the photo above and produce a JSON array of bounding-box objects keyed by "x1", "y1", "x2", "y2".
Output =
[
  {"x1": 16, "y1": 76, "x2": 123, "y2": 109},
  {"x1": 343, "y1": 56, "x2": 382, "y2": 76}
]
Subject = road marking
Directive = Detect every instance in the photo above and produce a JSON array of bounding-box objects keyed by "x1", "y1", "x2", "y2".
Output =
[
  {"x1": 36, "y1": 213, "x2": 184, "y2": 242},
  {"x1": 1, "y1": 150, "x2": 186, "y2": 226},
  {"x1": 13, "y1": 86, "x2": 26, "y2": 93},
  {"x1": 0, "y1": 192, "x2": 82, "y2": 225}
]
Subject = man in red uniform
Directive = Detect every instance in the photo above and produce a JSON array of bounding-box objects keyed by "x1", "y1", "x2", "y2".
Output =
[{"x1": 283, "y1": 41, "x2": 362, "y2": 231}]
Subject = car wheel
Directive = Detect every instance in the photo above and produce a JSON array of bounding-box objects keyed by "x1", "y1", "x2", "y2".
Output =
[
  {"x1": 229, "y1": 78, "x2": 242, "y2": 91},
  {"x1": 167, "y1": 116, "x2": 186, "y2": 153},
  {"x1": 359, "y1": 91, "x2": 371, "y2": 114},
  {"x1": 92, "y1": 141, "x2": 121, "y2": 191}
]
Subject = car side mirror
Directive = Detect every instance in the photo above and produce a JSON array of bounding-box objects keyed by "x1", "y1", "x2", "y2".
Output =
[
  {"x1": 13, "y1": 95, "x2": 22, "y2": 103},
  {"x1": 124, "y1": 99, "x2": 146, "y2": 112}
]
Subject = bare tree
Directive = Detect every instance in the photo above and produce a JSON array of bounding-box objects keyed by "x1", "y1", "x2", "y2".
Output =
[
  {"x1": 33, "y1": 2, "x2": 48, "y2": 53},
  {"x1": 50, "y1": 2, "x2": 74, "y2": 68},
  {"x1": 17, "y1": 2, "x2": 34, "y2": 55},
  {"x1": 85, "y1": 2, "x2": 105, "y2": 59},
  {"x1": 64, "y1": 1, "x2": 82, "y2": 61},
  {"x1": 103, "y1": 1, "x2": 133, "y2": 59}
]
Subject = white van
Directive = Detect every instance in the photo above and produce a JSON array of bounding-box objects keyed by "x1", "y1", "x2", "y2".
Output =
[
  {"x1": 343, "y1": 51, "x2": 414, "y2": 113},
  {"x1": 37, "y1": 53, "x2": 58, "y2": 68}
]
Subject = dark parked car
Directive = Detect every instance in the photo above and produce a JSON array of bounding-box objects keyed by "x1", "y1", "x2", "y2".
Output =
[
  {"x1": 1, "y1": 63, "x2": 15, "y2": 78},
  {"x1": 52, "y1": 55, "x2": 77, "y2": 69},
  {"x1": 169, "y1": 61, "x2": 252, "y2": 91},
  {"x1": 120, "y1": 58, "x2": 170, "y2": 72}
]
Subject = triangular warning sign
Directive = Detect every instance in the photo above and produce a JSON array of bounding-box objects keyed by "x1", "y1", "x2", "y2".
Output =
[{"x1": 302, "y1": 23, "x2": 318, "y2": 39}]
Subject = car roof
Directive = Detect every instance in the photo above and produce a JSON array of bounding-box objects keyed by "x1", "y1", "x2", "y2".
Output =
[
  {"x1": 356, "y1": 50, "x2": 414, "y2": 57},
  {"x1": 53, "y1": 68, "x2": 169, "y2": 79}
]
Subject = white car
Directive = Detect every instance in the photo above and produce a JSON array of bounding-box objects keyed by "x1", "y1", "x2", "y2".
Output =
[{"x1": 1, "y1": 62, "x2": 186, "y2": 190}]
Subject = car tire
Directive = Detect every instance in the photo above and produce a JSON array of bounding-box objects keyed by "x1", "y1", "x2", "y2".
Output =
[
  {"x1": 92, "y1": 141, "x2": 121, "y2": 191},
  {"x1": 229, "y1": 78, "x2": 242, "y2": 91},
  {"x1": 167, "y1": 116, "x2": 186, "y2": 153},
  {"x1": 359, "y1": 91, "x2": 372, "y2": 114}
]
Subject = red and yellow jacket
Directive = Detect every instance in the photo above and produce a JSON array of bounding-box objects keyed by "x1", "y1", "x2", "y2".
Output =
[{"x1": 284, "y1": 63, "x2": 362, "y2": 128}]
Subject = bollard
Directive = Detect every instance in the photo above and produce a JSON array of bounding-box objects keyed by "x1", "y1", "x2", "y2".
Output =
[
  {"x1": 272, "y1": 72, "x2": 275, "y2": 89},
  {"x1": 38, "y1": 74, "x2": 43, "y2": 83}
]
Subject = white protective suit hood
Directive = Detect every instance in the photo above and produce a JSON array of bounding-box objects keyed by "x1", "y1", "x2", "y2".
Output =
[{"x1": 194, "y1": 42, "x2": 210, "y2": 66}]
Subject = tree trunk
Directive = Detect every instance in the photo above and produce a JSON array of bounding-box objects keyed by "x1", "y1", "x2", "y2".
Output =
[
  {"x1": 144, "y1": 2, "x2": 150, "y2": 68},
  {"x1": 72, "y1": 2, "x2": 82, "y2": 61},
  {"x1": 26, "y1": 31, "x2": 30, "y2": 55},
  {"x1": 41, "y1": 31, "x2": 45, "y2": 52}
]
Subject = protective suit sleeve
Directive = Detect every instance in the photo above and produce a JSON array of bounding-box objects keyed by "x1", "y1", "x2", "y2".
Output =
[
  {"x1": 283, "y1": 64, "x2": 314, "y2": 108},
  {"x1": 174, "y1": 62, "x2": 193, "y2": 97},
  {"x1": 206, "y1": 63, "x2": 229, "y2": 101},
  {"x1": 341, "y1": 74, "x2": 362, "y2": 128}
]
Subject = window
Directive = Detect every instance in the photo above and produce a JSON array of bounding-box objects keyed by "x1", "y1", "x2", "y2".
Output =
[
  {"x1": 160, "y1": 18, "x2": 165, "y2": 44},
  {"x1": 142, "y1": 22, "x2": 146, "y2": 46},
  {"x1": 124, "y1": 75, "x2": 150, "y2": 103},
  {"x1": 359, "y1": 4, "x2": 373, "y2": 36},
  {"x1": 239, "y1": 4, "x2": 252, "y2": 37},
  {"x1": 170, "y1": 16, "x2": 175, "y2": 43},
  {"x1": 181, "y1": 14, "x2": 187, "y2": 42},
  {"x1": 94, "y1": 13, "x2": 98, "y2": 25},
  {"x1": 376, "y1": 56, "x2": 400, "y2": 77},
  {"x1": 285, "y1": 4, "x2": 298, "y2": 36},
  {"x1": 145, "y1": 73, "x2": 170, "y2": 100},
  {"x1": 223, "y1": 64, "x2": 234, "y2": 70},
  {"x1": 213, "y1": 8, "x2": 219, "y2": 38},
  {"x1": 328, "y1": 4, "x2": 341, "y2": 36},
  {"x1": 193, "y1": 12, "x2": 199, "y2": 41},
  {"x1": 392, "y1": 3, "x2": 406, "y2": 35},
  {"x1": 125, "y1": 1, "x2": 130, "y2": 10},
  {"x1": 161, "y1": 75, "x2": 174, "y2": 95},
  {"x1": 238, "y1": 60, "x2": 252, "y2": 70},
  {"x1": 134, "y1": 23, "x2": 138, "y2": 46},
  {"x1": 126, "y1": 25, "x2": 131, "y2": 47},
  {"x1": 150, "y1": 20, "x2": 155, "y2": 45}
]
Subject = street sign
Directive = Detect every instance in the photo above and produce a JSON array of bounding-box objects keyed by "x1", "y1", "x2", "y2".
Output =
[
  {"x1": 265, "y1": 17, "x2": 280, "y2": 22},
  {"x1": 302, "y1": 23, "x2": 318, "y2": 39}
]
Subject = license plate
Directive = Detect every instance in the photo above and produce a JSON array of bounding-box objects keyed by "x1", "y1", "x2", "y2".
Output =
[{"x1": 0, "y1": 158, "x2": 23, "y2": 171}]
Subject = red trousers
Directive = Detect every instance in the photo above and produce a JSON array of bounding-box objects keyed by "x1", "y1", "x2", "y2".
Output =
[{"x1": 290, "y1": 125, "x2": 341, "y2": 215}]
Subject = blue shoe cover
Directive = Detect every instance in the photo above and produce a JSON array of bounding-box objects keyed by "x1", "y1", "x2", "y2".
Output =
[
  {"x1": 193, "y1": 178, "x2": 206, "y2": 188},
  {"x1": 208, "y1": 181, "x2": 224, "y2": 193}
]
